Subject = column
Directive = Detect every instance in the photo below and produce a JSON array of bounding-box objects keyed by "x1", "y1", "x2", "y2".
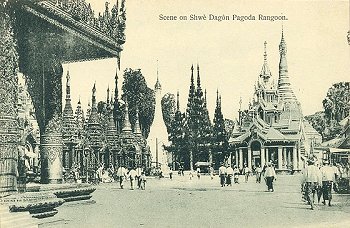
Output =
[
  {"x1": 265, "y1": 147, "x2": 269, "y2": 163},
  {"x1": 0, "y1": 9, "x2": 19, "y2": 194},
  {"x1": 235, "y1": 150, "x2": 238, "y2": 167},
  {"x1": 209, "y1": 149, "x2": 213, "y2": 165},
  {"x1": 283, "y1": 147, "x2": 287, "y2": 169},
  {"x1": 293, "y1": 146, "x2": 298, "y2": 170},
  {"x1": 260, "y1": 147, "x2": 265, "y2": 167},
  {"x1": 278, "y1": 146, "x2": 283, "y2": 169},
  {"x1": 39, "y1": 60, "x2": 64, "y2": 184},
  {"x1": 287, "y1": 149, "x2": 291, "y2": 168},
  {"x1": 248, "y1": 147, "x2": 252, "y2": 169},
  {"x1": 239, "y1": 148, "x2": 243, "y2": 168}
]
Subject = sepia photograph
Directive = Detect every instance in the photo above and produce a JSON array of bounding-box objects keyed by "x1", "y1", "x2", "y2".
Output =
[{"x1": 0, "y1": 0, "x2": 349, "y2": 227}]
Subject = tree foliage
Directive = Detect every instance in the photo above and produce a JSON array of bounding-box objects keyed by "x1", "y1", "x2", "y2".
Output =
[
  {"x1": 306, "y1": 82, "x2": 349, "y2": 141},
  {"x1": 122, "y1": 68, "x2": 155, "y2": 138},
  {"x1": 212, "y1": 93, "x2": 228, "y2": 168},
  {"x1": 323, "y1": 82, "x2": 350, "y2": 124},
  {"x1": 161, "y1": 93, "x2": 176, "y2": 134}
]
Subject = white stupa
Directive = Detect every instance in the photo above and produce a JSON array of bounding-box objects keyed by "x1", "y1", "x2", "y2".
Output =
[{"x1": 147, "y1": 69, "x2": 169, "y2": 172}]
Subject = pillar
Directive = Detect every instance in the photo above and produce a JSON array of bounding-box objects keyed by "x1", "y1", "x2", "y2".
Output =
[
  {"x1": 278, "y1": 146, "x2": 283, "y2": 169},
  {"x1": 39, "y1": 60, "x2": 64, "y2": 184},
  {"x1": 287, "y1": 148, "x2": 291, "y2": 168},
  {"x1": 283, "y1": 147, "x2": 287, "y2": 169},
  {"x1": 293, "y1": 146, "x2": 298, "y2": 170},
  {"x1": 239, "y1": 148, "x2": 243, "y2": 168},
  {"x1": 0, "y1": 8, "x2": 20, "y2": 194},
  {"x1": 209, "y1": 149, "x2": 213, "y2": 165},
  {"x1": 248, "y1": 147, "x2": 252, "y2": 169},
  {"x1": 260, "y1": 147, "x2": 265, "y2": 167},
  {"x1": 265, "y1": 147, "x2": 269, "y2": 163},
  {"x1": 235, "y1": 150, "x2": 238, "y2": 167}
]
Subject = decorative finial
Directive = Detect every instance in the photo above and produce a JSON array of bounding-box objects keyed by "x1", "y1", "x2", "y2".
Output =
[
  {"x1": 107, "y1": 86, "x2": 110, "y2": 104},
  {"x1": 239, "y1": 96, "x2": 242, "y2": 111},
  {"x1": 264, "y1": 41, "x2": 267, "y2": 62},
  {"x1": 197, "y1": 63, "x2": 201, "y2": 88}
]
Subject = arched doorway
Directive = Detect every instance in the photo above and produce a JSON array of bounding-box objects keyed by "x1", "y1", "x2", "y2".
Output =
[{"x1": 250, "y1": 140, "x2": 262, "y2": 167}]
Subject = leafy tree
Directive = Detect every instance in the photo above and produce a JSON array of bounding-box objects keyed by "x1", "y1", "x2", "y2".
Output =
[
  {"x1": 161, "y1": 93, "x2": 176, "y2": 134},
  {"x1": 122, "y1": 68, "x2": 155, "y2": 138},
  {"x1": 323, "y1": 82, "x2": 350, "y2": 124}
]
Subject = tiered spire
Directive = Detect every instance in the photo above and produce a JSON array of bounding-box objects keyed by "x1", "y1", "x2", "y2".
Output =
[
  {"x1": 278, "y1": 28, "x2": 297, "y2": 102},
  {"x1": 63, "y1": 70, "x2": 73, "y2": 116},
  {"x1": 133, "y1": 107, "x2": 142, "y2": 135},
  {"x1": 75, "y1": 97, "x2": 85, "y2": 134},
  {"x1": 88, "y1": 82, "x2": 99, "y2": 123},
  {"x1": 62, "y1": 70, "x2": 77, "y2": 141},
  {"x1": 113, "y1": 70, "x2": 121, "y2": 132},
  {"x1": 176, "y1": 90, "x2": 180, "y2": 111},
  {"x1": 155, "y1": 61, "x2": 161, "y2": 91},
  {"x1": 122, "y1": 98, "x2": 132, "y2": 132},
  {"x1": 260, "y1": 41, "x2": 272, "y2": 83}
]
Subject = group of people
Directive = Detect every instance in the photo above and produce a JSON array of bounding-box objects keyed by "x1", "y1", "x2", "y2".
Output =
[
  {"x1": 217, "y1": 162, "x2": 277, "y2": 192},
  {"x1": 116, "y1": 166, "x2": 147, "y2": 190},
  {"x1": 301, "y1": 159, "x2": 339, "y2": 210}
]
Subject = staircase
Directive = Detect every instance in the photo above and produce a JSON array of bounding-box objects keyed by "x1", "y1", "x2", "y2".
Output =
[{"x1": 0, "y1": 205, "x2": 38, "y2": 228}]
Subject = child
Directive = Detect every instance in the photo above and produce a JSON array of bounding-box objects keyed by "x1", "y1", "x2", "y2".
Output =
[{"x1": 140, "y1": 172, "x2": 147, "y2": 190}]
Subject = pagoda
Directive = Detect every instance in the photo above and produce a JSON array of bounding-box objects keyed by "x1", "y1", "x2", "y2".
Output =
[{"x1": 228, "y1": 30, "x2": 322, "y2": 173}]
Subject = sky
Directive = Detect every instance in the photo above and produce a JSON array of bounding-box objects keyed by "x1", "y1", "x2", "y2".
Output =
[{"x1": 63, "y1": 0, "x2": 350, "y2": 121}]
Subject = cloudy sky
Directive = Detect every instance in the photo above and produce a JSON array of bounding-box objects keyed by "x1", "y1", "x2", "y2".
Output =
[{"x1": 63, "y1": 0, "x2": 350, "y2": 120}]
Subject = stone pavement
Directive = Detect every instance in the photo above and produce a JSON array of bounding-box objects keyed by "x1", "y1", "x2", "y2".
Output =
[{"x1": 38, "y1": 174, "x2": 350, "y2": 228}]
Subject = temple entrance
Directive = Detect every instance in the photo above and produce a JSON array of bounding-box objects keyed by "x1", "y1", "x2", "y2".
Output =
[{"x1": 251, "y1": 141, "x2": 262, "y2": 167}]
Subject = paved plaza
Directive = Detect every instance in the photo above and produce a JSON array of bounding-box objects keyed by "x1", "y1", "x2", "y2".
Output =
[{"x1": 37, "y1": 174, "x2": 350, "y2": 228}]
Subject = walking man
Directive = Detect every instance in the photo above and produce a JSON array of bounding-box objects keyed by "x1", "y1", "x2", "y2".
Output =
[
  {"x1": 116, "y1": 166, "x2": 126, "y2": 189},
  {"x1": 209, "y1": 166, "x2": 214, "y2": 180},
  {"x1": 320, "y1": 160, "x2": 334, "y2": 206},
  {"x1": 136, "y1": 166, "x2": 143, "y2": 189},
  {"x1": 226, "y1": 164, "x2": 234, "y2": 186},
  {"x1": 264, "y1": 162, "x2": 276, "y2": 192},
  {"x1": 129, "y1": 167, "x2": 137, "y2": 190},
  {"x1": 219, "y1": 163, "x2": 227, "y2": 187},
  {"x1": 303, "y1": 159, "x2": 322, "y2": 210},
  {"x1": 256, "y1": 165, "x2": 262, "y2": 183},
  {"x1": 243, "y1": 165, "x2": 251, "y2": 183}
]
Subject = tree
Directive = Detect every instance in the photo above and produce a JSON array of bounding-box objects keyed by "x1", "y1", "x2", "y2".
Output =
[
  {"x1": 161, "y1": 93, "x2": 176, "y2": 135},
  {"x1": 212, "y1": 91, "x2": 228, "y2": 169},
  {"x1": 184, "y1": 64, "x2": 212, "y2": 170},
  {"x1": 323, "y1": 82, "x2": 350, "y2": 124},
  {"x1": 122, "y1": 68, "x2": 155, "y2": 138},
  {"x1": 166, "y1": 92, "x2": 186, "y2": 170}
]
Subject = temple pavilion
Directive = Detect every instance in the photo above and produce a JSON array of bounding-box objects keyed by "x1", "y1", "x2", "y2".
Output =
[{"x1": 229, "y1": 30, "x2": 321, "y2": 173}]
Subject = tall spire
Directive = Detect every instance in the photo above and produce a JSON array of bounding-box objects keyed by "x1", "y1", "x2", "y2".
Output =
[
  {"x1": 88, "y1": 82, "x2": 99, "y2": 123},
  {"x1": 133, "y1": 107, "x2": 142, "y2": 135},
  {"x1": 191, "y1": 64, "x2": 194, "y2": 87},
  {"x1": 122, "y1": 97, "x2": 132, "y2": 132},
  {"x1": 176, "y1": 90, "x2": 180, "y2": 111},
  {"x1": 259, "y1": 41, "x2": 272, "y2": 83},
  {"x1": 216, "y1": 89, "x2": 219, "y2": 106},
  {"x1": 278, "y1": 27, "x2": 297, "y2": 102},
  {"x1": 155, "y1": 60, "x2": 161, "y2": 91},
  {"x1": 197, "y1": 63, "x2": 201, "y2": 88},
  {"x1": 106, "y1": 86, "x2": 110, "y2": 104},
  {"x1": 63, "y1": 70, "x2": 73, "y2": 115}
]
